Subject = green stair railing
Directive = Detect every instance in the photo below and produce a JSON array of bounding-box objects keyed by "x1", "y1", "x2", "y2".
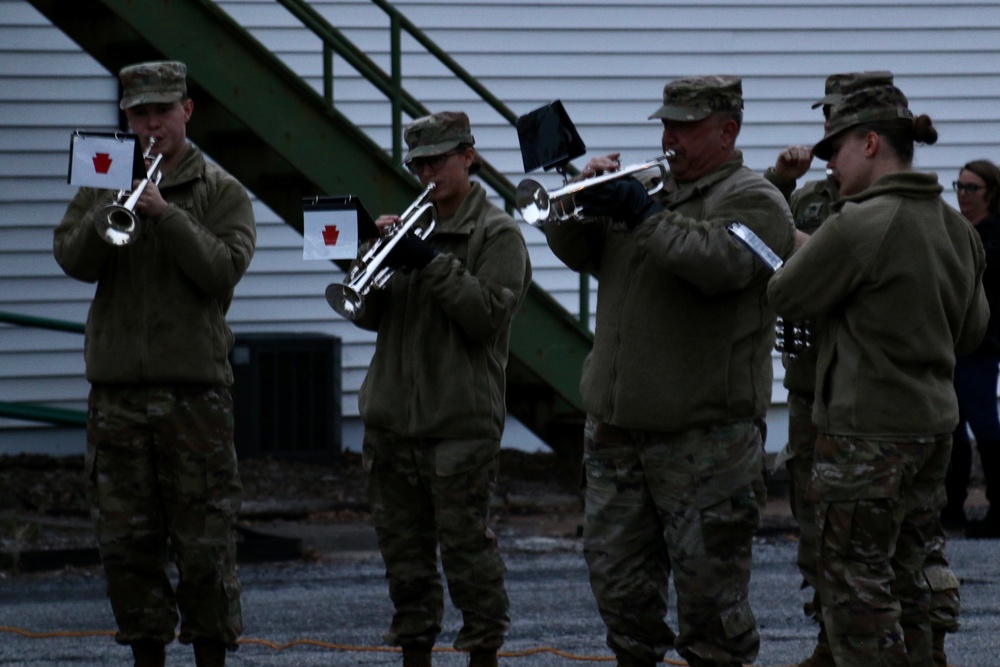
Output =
[
  {"x1": 274, "y1": 0, "x2": 591, "y2": 325},
  {"x1": 0, "y1": 312, "x2": 87, "y2": 427},
  {"x1": 273, "y1": 0, "x2": 517, "y2": 201}
]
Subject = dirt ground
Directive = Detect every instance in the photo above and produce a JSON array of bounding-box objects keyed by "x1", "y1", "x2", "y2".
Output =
[
  {"x1": 0, "y1": 448, "x2": 987, "y2": 564},
  {"x1": 0, "y1": 450, "x2": 589, "y2": 557}
]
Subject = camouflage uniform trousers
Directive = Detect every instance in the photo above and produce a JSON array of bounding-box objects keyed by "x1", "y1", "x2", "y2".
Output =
[
  {"x1": 86, "y1": 384, "x2": 243, "y2": 649},
  {"x1": 786, "y1": 394, "x2": 960, "y2": 645},
  {"x1": 809, "y1": 433, "x2": 954, "y2": 667},
  {"x1": 582, "y1": 416, "x2": 766, "y2": 667},
  {"x1": 363, "y1": 427, "x2": 510, "y2": 653},
  {"x1": 784, "y1": 391, "x2": 824, "y2": 624}
]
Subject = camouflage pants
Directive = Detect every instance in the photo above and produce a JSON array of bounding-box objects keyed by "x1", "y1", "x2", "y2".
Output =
[
  {"x1": 784, "y1": 392, "x2": 823, "y2": 622},
  {"x1": 809, "y1": 434, "x2": 952, "y2": 667},
  {"x1": 363, "y1": 427, "x2": 509, "y2": 652},
  {"x1": 86, "y1": 384, "x2": 243, "y2": 648},
  {"x1": 787, "y1": 393, "x2": 959, "y2": 642},
  {"x1": 582, "y1": 417, "x2": 766, "y2": 667}
]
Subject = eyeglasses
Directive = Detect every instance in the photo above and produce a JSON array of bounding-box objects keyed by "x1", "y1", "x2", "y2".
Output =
[
  {"x1": 954, "y1": 181, "x2": 985, "y2": 194},
  {"x1": 406, "y1": 150, "x2": 458, "y2": 174}
]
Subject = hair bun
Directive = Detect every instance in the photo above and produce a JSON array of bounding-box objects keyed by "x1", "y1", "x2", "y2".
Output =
[{"x1": 913, "y1": 114, "x2": 938, "y2": 146}]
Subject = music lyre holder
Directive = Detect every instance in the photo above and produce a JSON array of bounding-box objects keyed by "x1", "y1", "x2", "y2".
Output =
[{"x1": 515, "y1": 100, "x2": 586, "y2": 183}]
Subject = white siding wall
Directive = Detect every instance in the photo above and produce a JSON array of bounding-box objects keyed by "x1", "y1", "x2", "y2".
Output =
[{"x1": 3, "y1": 0, "x2": 1000, "y2": 440}]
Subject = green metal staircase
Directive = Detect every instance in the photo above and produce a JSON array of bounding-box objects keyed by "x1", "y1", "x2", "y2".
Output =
[{"x1": 20, "y1": 0, "x2": 591, "y2": 471}]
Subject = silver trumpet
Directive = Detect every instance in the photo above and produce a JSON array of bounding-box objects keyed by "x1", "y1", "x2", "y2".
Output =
[
  {"x1": 515, "y1": 152, "x2": 673, "y2": 227},
  {"x1": 325, "y1": 183, "x2": 437, "y2": 321},
  {"x1": 95, "y1": 138, "x2": 163, "y2": 246}
]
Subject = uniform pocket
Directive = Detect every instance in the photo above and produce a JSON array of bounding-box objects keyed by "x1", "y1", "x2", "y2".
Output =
[
  {"x1": 720, "y1": 598, "x2": 756, "y2": 639},
  {"x1": 809, "y1": 462, "x2": 903, "y2": 562},
  {"x1": 699, "y1": 483, "x2": 761, "y2": 558},
  {"x1": 807, "y1": 462, "x2": 903, "y2": 502},
  {"x1": 435, "y1": 438, "x2": 500, "y2": 477}
]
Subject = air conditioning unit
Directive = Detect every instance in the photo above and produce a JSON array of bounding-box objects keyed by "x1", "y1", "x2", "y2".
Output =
[{"x1": 229, "y1": 333, "x2": 341, "y2": 461}]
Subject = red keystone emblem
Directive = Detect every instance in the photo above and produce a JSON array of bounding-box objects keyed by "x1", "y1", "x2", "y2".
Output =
[
  {"x1": 92, "y1": 153, "x2": 113, "y2": 174},
  {"x1": 322, "y1": 226, "x2": 340, "y2": 245}
]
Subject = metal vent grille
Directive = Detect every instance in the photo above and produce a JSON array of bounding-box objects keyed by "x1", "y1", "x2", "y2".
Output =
[{"x1": 230, "y1": 333, "x2": 342, "y2": 461}]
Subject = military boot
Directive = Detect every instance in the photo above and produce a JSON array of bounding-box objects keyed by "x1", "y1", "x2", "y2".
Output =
[
  {"x1": 799, "y1": 625, "x2": 835, "y2": 667},
  {"x1": 932, "y1": 630, "x2": 948, "y2": 667},
  {"x1": 468, "y1": 649, "x2": 498, "y2": 667},
  {"x1": 616, "y1": 652, "x2": 656, "y2": 667},
  {"x1": 402, "y1": 646, "x2": 433, "y2": 667},
  {"x1": 192, "y1": 639, "x2": 227, "y2": 667},
  {"x1": 683, "y1": 656, "x2": 742, "y2": 667},
  {"x1": 130, "y1": 640, "x2": 165, "y2": 667}
]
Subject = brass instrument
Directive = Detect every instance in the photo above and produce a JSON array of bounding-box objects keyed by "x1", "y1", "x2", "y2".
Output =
[
  {"x1": 325, "y1": 183, "x2": 437, "y2": 321},
  {"x1": 95, "y1": 138, "x2": 163, "y2": 246},
  {"x1": 514, "y1": 152, "x2": 673, "y2": 227},
  {"x1": 775, "y1": 317, "x2": 813, "y2": 358}
]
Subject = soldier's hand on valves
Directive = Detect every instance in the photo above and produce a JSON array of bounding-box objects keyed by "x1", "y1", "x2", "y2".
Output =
[
  {"x1": 374, "y1": 214, "x2": 402, "y2": 235},
  {"x1": 134, "y1": 181, "x2": 169, "y2": 219},
  {"x1": 385, "y1": 232, "x2": 439, "y2": 270},
  {"x1": 773, "y1": 145, "x2": 814, "y2": 181},
  {"x1": 581, "y1": 152, "x2": 622, "y2": 179},
  {"x1": 577, "y1": 177, "x2": 665, "y2": 229}
]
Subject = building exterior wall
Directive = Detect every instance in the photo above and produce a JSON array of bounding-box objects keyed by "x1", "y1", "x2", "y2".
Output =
[{"x1": 2, "y1": 0, "x2": 999, "y2": 445}]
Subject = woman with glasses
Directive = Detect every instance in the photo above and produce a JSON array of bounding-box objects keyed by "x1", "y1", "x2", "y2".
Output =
[
  {"x1": 945, "y1": 159, "x2": 1000, "y2": 538},
  {"x1": 345, "y1": 111, "x2": 531, "y2": 667},
  {"x1": 768, "y1": 84, "x2": 989, "y2": 667}
]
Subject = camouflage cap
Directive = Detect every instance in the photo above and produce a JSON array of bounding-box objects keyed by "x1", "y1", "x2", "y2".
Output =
[
  {"x1": 402, "y1": 111, "x2": 476, "y2": 164},
  {"x1": 119, "y1": 60, "x2": 187, "y2": 110},
  {"x1": 813, "y1": 84, "x2": 914, "y2": 160},
  {"x1": 811, "y1": 70, "x2": 894, "y2": 109},
  {"x1": 648, "y1": 75, "x2": 744, "y2": 122}
]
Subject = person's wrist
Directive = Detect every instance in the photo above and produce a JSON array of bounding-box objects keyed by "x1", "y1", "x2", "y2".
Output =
[{"x1": 766, "y1": 165, "x2": 796, "y2": 185}]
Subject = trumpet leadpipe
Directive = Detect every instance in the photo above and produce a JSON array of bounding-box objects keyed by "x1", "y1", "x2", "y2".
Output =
[{"x1": 515, "y1": 152, "x2": 673, "y2": 227}]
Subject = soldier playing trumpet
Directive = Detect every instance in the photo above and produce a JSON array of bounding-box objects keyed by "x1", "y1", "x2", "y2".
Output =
[
  {"x1": 543, "y1": 75, "x2": 795, "y2": 667},
  {"x1": 53, "y1": 60, "x2": 256, "y2": 667},
  {"x1": 344, "y1": 111, "x2": 531, "y2": 667}
]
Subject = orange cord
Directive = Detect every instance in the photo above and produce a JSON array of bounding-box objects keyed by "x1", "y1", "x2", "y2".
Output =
[{"x1": 0, "y1": 626, "x2": 811, "y2": 666}]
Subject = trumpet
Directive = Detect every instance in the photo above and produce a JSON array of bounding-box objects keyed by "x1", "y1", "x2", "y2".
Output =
[
  {"x1": 515, "y1": 152, "x2": 673, "y2": 227},
  {"x1": 325, "y1": 183, "x2": 437, "y2": 321},
  {"x1": 95, "y1": 138, "x2": 163, "y2": 246}
]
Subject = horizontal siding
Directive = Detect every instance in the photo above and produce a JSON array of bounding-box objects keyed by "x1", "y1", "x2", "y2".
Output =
[{"x1": 2, "y1": 0, "x2": 999, "y2": 435}]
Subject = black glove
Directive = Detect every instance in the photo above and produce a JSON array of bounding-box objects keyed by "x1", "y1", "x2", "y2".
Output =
[
  {"x1": 384, "y1": 232, "x2": 439, "y2": 270},
  {"x1": 576, "y1": 176, "x2": 665, "y2": 229}
]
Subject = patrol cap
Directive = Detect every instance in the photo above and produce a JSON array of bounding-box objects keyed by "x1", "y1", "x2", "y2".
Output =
[
  {"x1": 402, "y1": 111, "x2": 476, "y2": 164},
  {"x1": 119, "y1": 60, "x2": 188, "y2": 110},
  {"x1": 811, "y1": 70, "x2": 894, "y2": 109},
  {"x1": 813, "y1": 84, "x2": 914, "y2": 160},
  {"x1": 648, "y1": 75, "x2": 744, "y2": 122}
]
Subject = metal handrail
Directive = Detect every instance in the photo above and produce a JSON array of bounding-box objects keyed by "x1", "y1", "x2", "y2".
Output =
[
  {"x1": 0, "y1": 311, "x2": 87, "y2": 426},
  {"x1": 0, "y1": 311, "x2": 84, "y2": 335},
  {"x1": 272, "y1": 0, "x2": 589, "y2": 324},
  {"x1": 274, "y1": 0, "x2": 516, "y2": 201}
]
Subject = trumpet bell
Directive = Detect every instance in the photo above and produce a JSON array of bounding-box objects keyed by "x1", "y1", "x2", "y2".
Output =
[
  {"x1": 96, "y1": 205, "x2": 141, "y2": 246},
  {"x1": 326, "y1": 283, "x2": 365, "y2": 321},
  {"x1": 515, "y1": 178, "x2": 550, "y2": 228}
]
